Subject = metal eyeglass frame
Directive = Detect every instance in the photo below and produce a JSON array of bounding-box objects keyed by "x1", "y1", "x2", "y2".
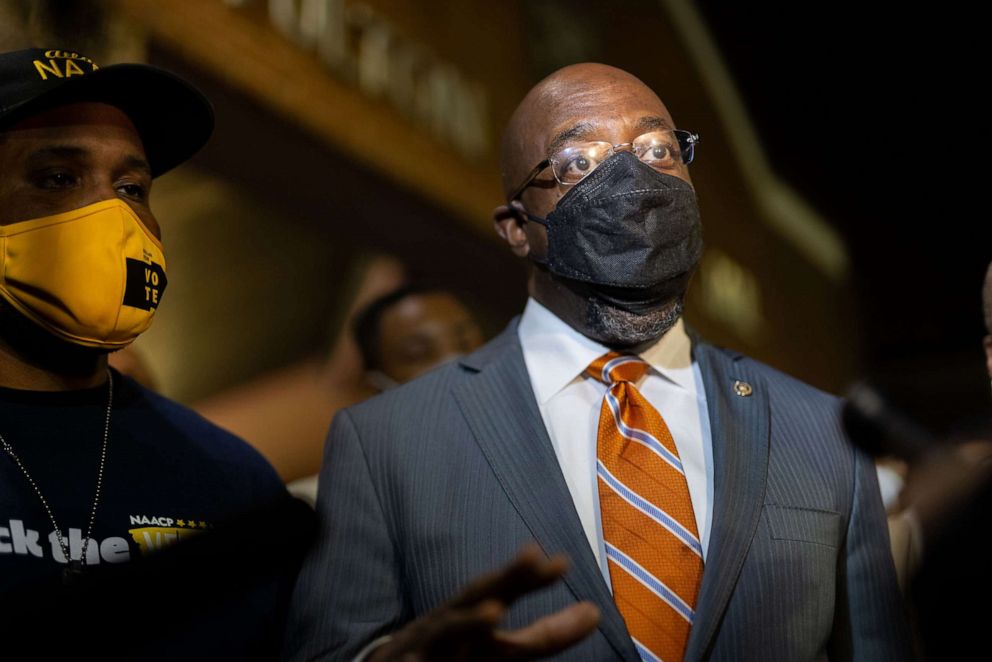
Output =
[{"x1": 507, "y1": 129, "x2": 700, "y2": 202}]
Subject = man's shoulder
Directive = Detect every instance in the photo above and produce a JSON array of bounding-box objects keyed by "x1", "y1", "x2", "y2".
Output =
[
  {"x1": 117, "y1": 375, "x2": 283, "y2": 487},
  {"x1": 695, "y1": 339, "x2": 840, "y2": 407}
]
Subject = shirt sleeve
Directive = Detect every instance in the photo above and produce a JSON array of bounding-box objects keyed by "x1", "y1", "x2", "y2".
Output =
[{"x1": 829, "y1": 446, "x2": 914, "y2": 660}]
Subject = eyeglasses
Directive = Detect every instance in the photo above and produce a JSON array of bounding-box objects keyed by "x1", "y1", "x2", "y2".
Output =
[{"x1": 507, "y1": 129, "x2": 699, "y2": 202}]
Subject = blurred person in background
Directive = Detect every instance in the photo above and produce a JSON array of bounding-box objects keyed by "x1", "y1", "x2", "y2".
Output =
[
  {"x1": 0, "y1": 48, "x2": 303, "y2": 658},
  {"x1": 874, "y1": 265, "x2": 992, "y2": 591},
  {"x1": 288, "y1": 283, "x2": 486, "y2": 504},
  {"x1": 842, "y1": 259, "x2": 992, "y2": 659},
  {"x1": 905, "y1": 260, "x2": 992, "y2": 659},
  {"x1": 353, "y1": 284, "x2": 485, "y2": 392}
]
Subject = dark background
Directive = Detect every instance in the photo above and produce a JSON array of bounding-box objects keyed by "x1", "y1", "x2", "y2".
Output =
[
  {"x1": 697, "y1": 3, "x2": 989, "y2": 432},
  {"x1": 5, "y1": 0, "x2": 986, "y2": 431}
]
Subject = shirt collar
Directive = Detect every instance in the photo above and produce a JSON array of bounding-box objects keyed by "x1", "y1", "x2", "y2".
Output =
[{"x1": 517, "y1": 297, "x2": 695, "y2": 405}]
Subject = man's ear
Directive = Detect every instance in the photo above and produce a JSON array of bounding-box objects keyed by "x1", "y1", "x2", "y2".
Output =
[
  {"x1": 493, "y1": 203, "x2": 530, "y2": 258},
  {"x1": 983, "y1": 335, "x2": 992, "y2": 378}
]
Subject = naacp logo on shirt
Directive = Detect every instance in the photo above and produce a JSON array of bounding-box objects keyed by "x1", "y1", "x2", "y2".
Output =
[{"x1": 128, "y1": 514, "x2": 213, "y2": 554}]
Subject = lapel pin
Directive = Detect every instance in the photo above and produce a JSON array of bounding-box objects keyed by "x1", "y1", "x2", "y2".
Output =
[{"x1": 733, "y1": 380, "x2": 753, "y2": 397}]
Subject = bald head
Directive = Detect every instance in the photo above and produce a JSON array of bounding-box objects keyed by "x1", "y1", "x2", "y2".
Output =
[{"x1": 500, "y1": 63, "x2": 679, "y2": 200}]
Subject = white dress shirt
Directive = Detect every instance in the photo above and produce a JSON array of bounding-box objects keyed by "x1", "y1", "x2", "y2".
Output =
[{"x1": 517, "y1": 298, "x2": 714, "y2": 584}]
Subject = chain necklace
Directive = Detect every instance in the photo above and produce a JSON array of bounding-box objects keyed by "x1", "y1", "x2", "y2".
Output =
[{"x1": 0, "y1": 369, "x2": 113, "y2": 584}]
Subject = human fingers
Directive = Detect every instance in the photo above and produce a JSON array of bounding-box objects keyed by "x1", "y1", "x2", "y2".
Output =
[
  {"x1": 494, "y1": 601, "x2": 601, "y2": 659},
  {"x1": 445, "y1": 543, "x2": 569, "y2": 610}
]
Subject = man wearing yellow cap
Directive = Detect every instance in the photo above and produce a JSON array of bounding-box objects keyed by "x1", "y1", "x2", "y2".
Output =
[{"x1": 0, "y1": 48, "x2": 299, "y2": 656}]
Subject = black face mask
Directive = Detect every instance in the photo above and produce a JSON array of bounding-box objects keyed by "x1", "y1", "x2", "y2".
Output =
[{"x1": 526, "y1": 151, "x2": 704, "y2": 314}]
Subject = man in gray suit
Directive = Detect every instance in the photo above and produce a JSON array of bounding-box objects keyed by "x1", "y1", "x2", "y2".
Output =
[{"x1": 287, "y1": 64, "x2": 911, "y2": 661}]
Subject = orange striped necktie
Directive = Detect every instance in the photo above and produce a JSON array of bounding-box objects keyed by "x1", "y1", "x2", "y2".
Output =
[{"x1": 587, "y1": 352, "x2": 703, "y2": 662}]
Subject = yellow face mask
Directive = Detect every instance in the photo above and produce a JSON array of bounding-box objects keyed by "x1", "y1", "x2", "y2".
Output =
[{"x1": 0, "y1": 198, "x2": 167, "y2": 349}]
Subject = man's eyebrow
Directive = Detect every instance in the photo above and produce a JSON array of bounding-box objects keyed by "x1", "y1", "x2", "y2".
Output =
[
  {"x1": 121, "y1": 154, "x2": 152, "y2": 176},
  {"x1": 25, "y1": 145, "x2": 88, "y2": 166},
  {"x1": 547, "y1": 122, "x2": 597, "y2": 156},
  {"x1": 635, "y1": 116, "x2": 674, "y2": 133},
  {"x1": 25, "y1": 146, "x2": 151, "y2": 176},
  {"x1": 545, "y1": 117, "x2": 674, "y2": 157}
]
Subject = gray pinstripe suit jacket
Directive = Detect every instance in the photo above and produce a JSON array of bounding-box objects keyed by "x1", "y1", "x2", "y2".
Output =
[{"x1": 285, "y1": 321, "x2": 912, "y2": 661}]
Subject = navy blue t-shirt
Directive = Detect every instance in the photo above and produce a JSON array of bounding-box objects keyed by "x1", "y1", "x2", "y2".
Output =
[{"x1": 0, "y1": 369, "x2": 307, "y2": 658}]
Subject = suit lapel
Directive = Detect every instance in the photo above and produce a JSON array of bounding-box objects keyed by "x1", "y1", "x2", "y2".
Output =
[
  {"x1": 684, "y1": 342, "x2": 771, "y2": 660},
  {"x1": 453, "y1": 321, "x2": 640, "y2": 662}
]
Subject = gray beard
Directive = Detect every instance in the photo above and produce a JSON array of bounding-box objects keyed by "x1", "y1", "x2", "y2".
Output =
[{"x1": 585, "y1": 296, "x2": 685, "y2": 347}]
